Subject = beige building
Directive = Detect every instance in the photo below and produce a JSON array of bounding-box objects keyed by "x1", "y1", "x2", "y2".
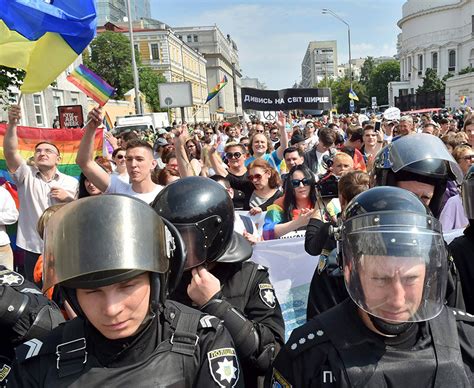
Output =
[{"x1": 99, "y1": 20, "x2": 210, "y2": 122}]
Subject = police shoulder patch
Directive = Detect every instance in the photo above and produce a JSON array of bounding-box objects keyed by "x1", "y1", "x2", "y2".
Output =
[
  {"x1": 208, "y1": 347, "x2": 240, "y2": 387},
  {"x1": 0, "y1": 269, "x2": 24, "y2": 286},
  {"x1": 258, "y1": 283, "x2": 277, "y2": 308},
  {"x1": 15, "y1": 338, "x2": 43, "y2": 361},
  {"x1": 271, "y1": 368, "x2": 292, "y2": 388},
  {"x1": 0, "y1": 364, "x2": 11, "y2": 383},
  {"x1": 286, "y1": 319, "x2": 329, "y2": 356}
]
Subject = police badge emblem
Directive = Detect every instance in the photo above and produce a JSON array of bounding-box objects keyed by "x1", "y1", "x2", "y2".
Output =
[
  {"x1": 0, "y1": 269, "x2": 24, "y2": 286},
  {"x1": 259, "y1": 283, "x2": 277, "y2": 308},
  {"x1": 208, "y1": 348, "x2": 240, "y2": 387}
]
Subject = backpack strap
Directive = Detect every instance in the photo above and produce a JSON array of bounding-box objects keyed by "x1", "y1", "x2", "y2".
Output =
[
  {"x1": 56, "y1": 318, "x2": 88, "y2": 378},
  {"x1": 169, "y1": 306, "x2": 201, "y2": 357}
]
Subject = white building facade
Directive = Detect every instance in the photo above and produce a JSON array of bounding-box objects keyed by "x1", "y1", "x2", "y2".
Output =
[
  {"x1": 301, "y1": 41, "x2": 338, "y2": 87},
  {"x1": 390, "y1": 0, "x2": 474, "y2": 108}
]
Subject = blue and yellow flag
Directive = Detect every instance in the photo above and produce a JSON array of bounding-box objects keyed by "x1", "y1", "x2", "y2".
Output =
[
  {"x1": 348, "y1": 88, "x2": 359, "y2": 101},
  {"x1": 0, "y1": 0, "x2": 97, "y2": 93}
]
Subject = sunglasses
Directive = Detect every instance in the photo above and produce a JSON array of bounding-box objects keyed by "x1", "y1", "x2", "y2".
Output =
[
  {"x1": 205, "y1": 131, "x2": 214, "y2": 135},
  {"x1": 255, "y1": 129, "x2": 265, "y2": 133},
  {"x1": 248, "y1": 173, "x2": 264, "y2": 181},
  {"x1": 225, "y1": 152, "x2": 242, "y2": 159},
  {"x1": 291, "y1": 178, "x2": 311, "y2": 188},
  {"x1": 115, "y1": 154, "x2": 125, "y2": 159},
  {"x1": 460, "y1": 155, "x2": 474, "y2": 160}
]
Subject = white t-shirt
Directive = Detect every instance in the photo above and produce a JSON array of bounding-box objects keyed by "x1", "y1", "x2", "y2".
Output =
[
  {"x1": 0, "y1": 186, "x2": 19, "y2": 246},
  {"x1": 105, "y1": 174, "x2": 163, "y2": 204},
  {"x1": 12, "y1": 163, "x2": 78, "y2": 253}
]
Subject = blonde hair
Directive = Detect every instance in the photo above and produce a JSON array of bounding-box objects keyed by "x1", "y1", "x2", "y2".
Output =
[
  {"x1": 333, "y1": 152, "x2": 354, "y2": 167},
  {"x1": 37, "y1": 204, "x2": 65, "y2": 240}
]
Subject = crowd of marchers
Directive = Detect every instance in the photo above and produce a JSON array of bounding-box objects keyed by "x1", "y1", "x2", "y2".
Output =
[{"x1": 1, "y1": 104, "x2": 474, "y2": 387}]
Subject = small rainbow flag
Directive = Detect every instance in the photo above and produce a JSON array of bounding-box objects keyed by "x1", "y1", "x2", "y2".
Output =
[
  {"x1": 0, "y1": 123, "x2": 103, "y2": 179},
  {"x1": 67, "y1": 64, "x2": 115, "y2": 106},
  {"x1": 103, "y1": 111, "x2": 114, "y2": 132},
  {"x1": 460, "y1": 96, "x2": 469, "y2": 106},
  {"x1": 206, "y1": 75, "x2": 228, "y2": 103}
]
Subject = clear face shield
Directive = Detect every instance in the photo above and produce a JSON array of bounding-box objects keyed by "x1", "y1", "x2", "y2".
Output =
[
  {"x1": 462, "y1": 167, "x2": 474, "y2": 219},
  {"x1": 341, "y1": 211, "x2": 447, "y2": 323},
  {"x1": 174, "y1": 215, "x2": 223, "y2": 270},
  {"x1": 386, "y1": 133, "x2": 463, "y2": 183}
]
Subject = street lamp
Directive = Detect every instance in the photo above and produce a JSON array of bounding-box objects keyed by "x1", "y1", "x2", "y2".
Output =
[
  {"x1": 322, "y1": 9, "x2": 352, "y2": 108},
  {"x1": 125, "y1": 0, "x2": 142, "y2": 114}
]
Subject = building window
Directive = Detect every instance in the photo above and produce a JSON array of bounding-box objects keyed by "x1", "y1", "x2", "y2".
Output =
[
  {"x1": 448, "y1": 49, "x2": 456, "y2": 72},
  {"x1": 187, "y1": 35, "x2": 192, "y2": 43},
  {"x1": 178, "y1": 35, "x2": 182, "y2": 40},
  {"x1": 193, "y1": 35, "x2": 198, "y2": 42},
  {"x1": 33, "y1": 95, "x2": 44, "y2": 126},
  {"x1": 407, "y1": 56, "x2": 412, "y2": 77},
  {"x1": 417, "y1": 54, "x2": 423, "y2": 75},
  {"x1": 432, "y1": 52, "x2": 438, "y2": 72},
  {"x1": 150, "y1": 43, "x2": 160, "y2": 60},
  {"x1": 134, "y1": 44, "x2": 139, "y2": 56},
  {"x1": 71, "y1": 92, "x2": 79, "y2": 105},
  {"x1": 52, "y1": 90, "x2": 63, "y2": 111}
]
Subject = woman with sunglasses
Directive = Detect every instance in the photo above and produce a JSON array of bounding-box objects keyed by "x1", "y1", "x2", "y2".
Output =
[
  {"x1": 247, "y1": 158, "x2": 283, "y2": 215},
  {"x1": 245, "y1": 111, "x2": 288, "y2": 172},
  {"x1": 262, "y1": 164, "x2": 316, "y2": 240},
  {"x1": 111, "y1": 148, "x2": 129, "y2": 183}
]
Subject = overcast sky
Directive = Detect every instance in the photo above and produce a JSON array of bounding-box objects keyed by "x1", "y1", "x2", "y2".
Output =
[{"x1": 151, "y1": 0, "x2": 405, "y2": 89}]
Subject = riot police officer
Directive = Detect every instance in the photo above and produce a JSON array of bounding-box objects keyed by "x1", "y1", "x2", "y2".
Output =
[
  {"x1": 450, "y1": 165, "x2": 474, "y2": 313},
  {"x1": 0, "y1": 266, "x2": 63, "y2": 387},
  {"x1": 8, "y1": 195, "x2": 243, "y2": 387},
  {"x1": 371, "y1": 133, "x2": 462, "y2": 217},
  {"x1": 152, "y1": 177, "x2": 285, "y2": 388},
  {"x1": 267, "y1": 186, "x2": 474, "y2": 387}
]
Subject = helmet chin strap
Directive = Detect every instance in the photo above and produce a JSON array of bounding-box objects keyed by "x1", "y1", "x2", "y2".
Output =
[{"x1": 369, "y1": 314, "x2": 413, "y2": 335}]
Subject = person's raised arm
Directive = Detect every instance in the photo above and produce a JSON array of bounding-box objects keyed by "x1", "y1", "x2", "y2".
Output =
[
  {"x1": 208, "y1": 138, "x2": 228, "y2": 177},
  {"x1": 4, "y1": 105, "x2": 25, "y2": 173},
  {"x1": 174, "y1": 125, "x2": 197, "y2": 178},
  {"x1": 76, "y1": 108, "x2": 110, "y2": 193},
  {"x1": 275, "y1": 111, "x2": 289, "y2": 161}
]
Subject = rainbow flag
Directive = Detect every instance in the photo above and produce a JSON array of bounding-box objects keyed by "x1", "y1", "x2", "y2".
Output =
[
  {"x1": 206, "y1": 75, "x2": 228, "y2": 103},
  {"x1": 460, "y1": 96, "x2": 469, "y2": 106},
  {"x1": 0, "y1": 123, "x2": 103, "y2": 179},
  {"x1": 103, "y1": 112, "x2": 114, "y2": 132},
  {"x1": 0, "y1": 0, "x2": 96, "y2": 93},
  {"x1": 67, "y1": 64, "x2": 115, "y2": 106}
]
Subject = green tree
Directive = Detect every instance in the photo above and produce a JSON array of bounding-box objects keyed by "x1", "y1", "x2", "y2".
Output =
[
  {"x1": 367, "y1": 60, "x2": 400, "y2": 105},
  {"x1": 359, "y1": 56, "x2": 375, "y2": 86},
  {"x1": 84, "y1": 31, "x2": 135, "y2": 99},
  {"x1": 316, "y1": 77, "x2": 368, "y2": 113},
  {"x1": 139, "y1": 67, "x2": 167, "y2": 112},
  {"x1": 416, "y1": 68, "x2": 444, "y2": 94}
]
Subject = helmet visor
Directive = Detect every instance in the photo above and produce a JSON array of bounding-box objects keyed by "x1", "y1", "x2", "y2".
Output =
[
  {"x1": 388, "y1": 133, "x2": 462, "y2": 183},
  {"x1": 342, "y1": 212, "x2": 447, "y2": 323}
]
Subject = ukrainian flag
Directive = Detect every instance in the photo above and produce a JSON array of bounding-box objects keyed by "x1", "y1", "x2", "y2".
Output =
[
  {"x1": 0, "y1": 0, "x2": 97, "y2": 93},
  {"x1": 348, "y1": 88, "x2": 359, "y2": 101}
]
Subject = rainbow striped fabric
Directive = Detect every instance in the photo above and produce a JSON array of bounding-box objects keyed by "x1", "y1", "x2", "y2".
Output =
[
  {"x1": 206, "y1": 75, "x2": 228, "y2": 103},
  {"x1": 460, "y1": 96, "x2": 469, "y2": 106},
  {"x1": 0, "y1": 0, "x2": 96, "y2": 93},
  {"x1": 103, "y1": 111, "x2": 114, "y2": 132},
  {"x1": 67, "y1": 64, "x2": 115, "y2": 106},
  {"x1": 0, "y1": 123, "x2": 103, "y2": 179}
]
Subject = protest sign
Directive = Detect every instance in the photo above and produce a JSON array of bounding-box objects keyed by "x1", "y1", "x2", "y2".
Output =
[
  {"x1": 242, "y1": 87, "x2": 332, "y2": 111},
  {"x1": 58, "y1": 105, "x2": 84, "y2": 128}
]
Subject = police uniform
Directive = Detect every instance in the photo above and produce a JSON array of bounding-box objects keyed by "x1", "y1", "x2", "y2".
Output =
[
  {"x1": 450, "y1": 224, "x2": 474, "y2": 314},
  {"x1": 172, "y1": 261, "x2": 285, "y2": 388},
  {"x1": 0, "y1": 266, "x2": 63, "y2": 387},
  {"x1": 8, "y1": 300, "x2": 243, "y2": 388},
  {"x1": 267, "y1": 299, "x2": 474, "y2": 387}
]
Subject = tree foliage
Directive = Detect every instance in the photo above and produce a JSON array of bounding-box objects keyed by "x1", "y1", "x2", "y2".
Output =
[
  {"x1": 316, "y1": 77, "x2": 368, "y2": 113},
  {"x1": 416, "y1": 68, "x2": 444, "y2": 94},
  {"x1": 366, "y1": 60, "x2": 400, "y2": 105},
  {"x1": 359, "y1": 56, "x2": 375, "y2": 86},
  {"x1": 84, "y1": 31, "x2": 135, "y2": 99},
  {"x1": 139, "y1": 67, "x2": 167, "y2": 112}
]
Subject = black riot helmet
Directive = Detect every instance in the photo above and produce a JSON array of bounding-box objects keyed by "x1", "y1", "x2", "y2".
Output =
[
  {"x1": 151, "y1": 176, "x2": 252, "y2": 270},
  {"x1": 371, "y1": 133, "x2": 462, "y2": 217},
  {"x1": 43, "y1": 195, "x2": 185, "y2": 316},
  {"x1": 341, "y1": 186, "x2": 448, "y2": 331},
  {"x1": 462, "y1": 165, "x2": 474, "y2": 220}
]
